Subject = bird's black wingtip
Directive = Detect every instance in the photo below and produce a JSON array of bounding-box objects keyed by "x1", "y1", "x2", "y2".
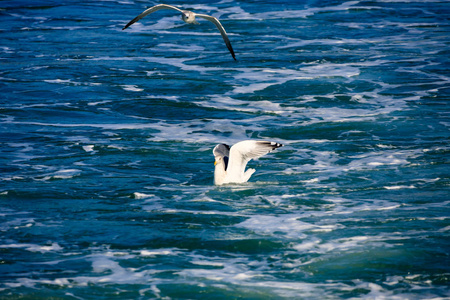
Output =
[{"x1": 267, "y1": 141, "x2": 283, "y2": 150}]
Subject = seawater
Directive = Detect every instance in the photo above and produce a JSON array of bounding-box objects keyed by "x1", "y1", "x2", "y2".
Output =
[{"x1": 1, "y1": 0, "x2": 449, "y2": 299}]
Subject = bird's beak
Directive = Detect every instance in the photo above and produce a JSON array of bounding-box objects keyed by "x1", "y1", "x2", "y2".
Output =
[{"x1": 214, "y1": 161, "x2": 217, "y2": 165}]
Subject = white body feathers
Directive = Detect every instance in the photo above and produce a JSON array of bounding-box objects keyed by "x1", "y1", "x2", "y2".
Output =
[{"x1": 213, "y1": 140, "x2": 283, "y2": 185}]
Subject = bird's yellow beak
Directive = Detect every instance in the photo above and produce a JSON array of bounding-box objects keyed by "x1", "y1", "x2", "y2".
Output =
[{"x1": 214, "y1": 161, "x2": 217, "y2": 165}]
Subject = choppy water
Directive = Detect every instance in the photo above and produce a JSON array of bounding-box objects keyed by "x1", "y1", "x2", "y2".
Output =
[{"x1": 1, "y1": 0, "x2": 449, "y2": 299}]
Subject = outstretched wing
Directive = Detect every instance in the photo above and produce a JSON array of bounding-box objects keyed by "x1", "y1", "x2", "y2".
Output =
[
  {"x1": 195, "y1": 13, "x2": 236, "y2": 60},
  {"x1": 226, "y1": 140, "x2": 283, "y2": 179},
  {"x1": 123, "y1": 4, "x2": 183, "y2": 30}
]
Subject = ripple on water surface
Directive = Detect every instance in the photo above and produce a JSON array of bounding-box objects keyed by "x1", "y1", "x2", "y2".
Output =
[{"x1": 1, "y1": 0, "x2": 449, "y2": 298}]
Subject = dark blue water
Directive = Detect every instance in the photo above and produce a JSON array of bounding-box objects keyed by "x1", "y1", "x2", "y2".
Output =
[{"x1": 1, "y1": 0, "x2": 449, "y2": 298}]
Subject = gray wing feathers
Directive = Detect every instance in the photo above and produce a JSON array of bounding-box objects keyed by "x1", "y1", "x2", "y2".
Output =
[
  {"x1": 213, "y1": 144, "x2": 230, "y2": 158},
  {"x1": 195, "y1": 14, "x2": 236, "y2": 60},
  {"x1": 123, "y1": 4, "x2": 183, "y2": 30}
]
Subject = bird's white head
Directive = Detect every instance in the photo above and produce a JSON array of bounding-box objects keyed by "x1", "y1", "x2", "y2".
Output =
[
  {"x1": 181, "y1": 11, "x2": 197, "y2": 24},
  {"x1": 214, "y1": 156, "x2": 223, "y2": 167}
]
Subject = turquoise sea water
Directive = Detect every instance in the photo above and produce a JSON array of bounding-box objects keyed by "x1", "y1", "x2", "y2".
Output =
[{"x1": 1, "y1": 0, "x2": 449, "y2": 298}]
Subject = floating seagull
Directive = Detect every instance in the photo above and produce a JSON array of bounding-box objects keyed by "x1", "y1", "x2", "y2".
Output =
[
  {"x1": 123, "y1": 4, "x2": 236, "y2": 60},
  {"x1": 213, "y1": 140, "x2": 283, "y2": 185}
]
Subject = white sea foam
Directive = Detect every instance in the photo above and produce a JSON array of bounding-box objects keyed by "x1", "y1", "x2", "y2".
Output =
[
  {"x1": 8, "y1": 13, "x2": 47, "y2": 21},
  {"x1": 384, "y1": 185, "x2": 416, "y2": 190},
  {"x1": 36, "y1": 169, "x2": 82, "y2": 181},
  {"x1": 90, "y1": 56, "x2": 361, "y2": 98},
  {"x1": 44, "y1": 79, "x2": 102, "y2": 86},
  {"x1": 191, "y1": 260, "x2": 224, "y2": 267},
  {"x1": 153, "y1": 43, "x2": 205, "y2": 52},
  {"x1": 275, "y1": 146, "x2": 423, "y2": 187},
  {"x1": 227, "y1": 1, "x2": 364, "y2": 20},
  {"x1": 276, "y1": 37, "x2": 383, "y2": 50},
  {"x1": 0, "y1": 242, "x2": 62, "y2": 253},
  {"x1": 178, "y1": 253, "x2": 260, "y2": 283},
  {"x1": 3, "y1": 249, "x2": 174, "y2": 289},
  {"x1": 2, "y1": 244, "x2": 445, "y2": 299},
  {"x1": 178, "y1": 258, "x2": 408, "y2": 299},
  {"x1": 292, "y1": 233, "x2": 401, "y2": 256},
  {"x1": 145, "y1": 117, "x2": 267, "y2": 143},
  {"x1": 194, "y1": 95, "x2": 284, "y2": 114},
  {"x1": 82, "y1": 145, "x2": 95, "y2": 152},
  {"x1": 132, "y1": 192, "x2": 154, "y2": 199},
  {"x1": 228, "y1": 64, "x2": 360, "y2": 95},
  {"x1": 346, "y1": 149, "x2": 420, "y2": 171},
  {"x1": 121, "y1": 85, "x2": 144, "y2": 92},
  {"x1": 237, "y1": 214, "x2": 341, "y2": 239},
  {"x1": 139, "y1": 248, "x2": 181, "y2": 257}
]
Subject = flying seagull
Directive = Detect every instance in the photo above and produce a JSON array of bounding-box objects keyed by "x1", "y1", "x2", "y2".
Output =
[
  {"x1": 123, "y1": 4, "x2": 236, "y2": 60},
  {"x1": 213, "y1": 140, "x2": 283, "y2": 185}
]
